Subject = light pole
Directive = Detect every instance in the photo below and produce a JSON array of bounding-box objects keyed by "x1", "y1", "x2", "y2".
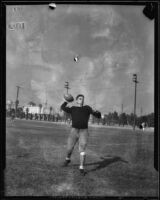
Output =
[
  {"x1": 132, "y1": 74, "x2": 139, "y2": 131},
  {"x1": 121, "y1": 103, "x2": 123, "y2": 114},
  {"x1": 64, "y1": 81, "x2": 70, "y2": 94}
]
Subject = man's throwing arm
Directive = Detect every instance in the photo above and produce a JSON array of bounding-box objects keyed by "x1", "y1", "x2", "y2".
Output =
[{"x1": 61, "y1": 102, "x2": 72, "y2": 113}]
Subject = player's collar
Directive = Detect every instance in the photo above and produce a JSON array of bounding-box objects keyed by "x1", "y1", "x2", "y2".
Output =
[{"x1": 77, "y1": 104, "x2": 87, "y2": 107}]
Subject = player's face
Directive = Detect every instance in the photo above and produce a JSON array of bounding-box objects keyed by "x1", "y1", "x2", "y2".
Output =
[{"x1": 77, "y1": 96, "x2": 84, "y2": 106}]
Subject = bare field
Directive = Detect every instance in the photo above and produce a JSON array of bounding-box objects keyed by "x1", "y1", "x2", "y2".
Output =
[{"x1": 5, "y1": 119, "x2": 158, "y2": 197}]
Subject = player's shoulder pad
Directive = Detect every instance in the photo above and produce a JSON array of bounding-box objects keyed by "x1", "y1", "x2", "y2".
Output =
[{"x1": 84, "y1": 105, "x2": 92, "y2": 111}]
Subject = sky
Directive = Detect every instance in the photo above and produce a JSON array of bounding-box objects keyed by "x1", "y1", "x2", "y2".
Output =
[{"x1": 6, "y1": 4, "x2": 154, "y2": 115}]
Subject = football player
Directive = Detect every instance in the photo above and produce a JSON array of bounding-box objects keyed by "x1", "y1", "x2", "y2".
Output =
[{"x1": 61, "y1": 94, "x2": 101, "y2": 175}]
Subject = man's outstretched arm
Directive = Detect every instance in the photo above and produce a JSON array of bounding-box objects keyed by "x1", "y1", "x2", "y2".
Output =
[
  {"x1": 89, "y1": 106, "x2": 101, "y2": 118},
  {"x1": 92, "y1": 110, "x2": 101, "y2": 118},
  {"x1": 61, "y1": 102, "x2": 72, "y2": 113}
]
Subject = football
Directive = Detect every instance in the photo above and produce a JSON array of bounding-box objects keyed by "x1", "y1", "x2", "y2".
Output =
[
  {"x1": 74, "y1": 56, "x2": 79, "y2": 62},
  {"x1": 64, "y1": 94, "x2": 74, "y2": 102},
  {"x1": 49, "y1": 3, "x2": 56, "y2": 9}
]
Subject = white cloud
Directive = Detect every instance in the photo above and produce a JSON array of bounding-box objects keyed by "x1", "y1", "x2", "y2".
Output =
[
  {"x1": 6, "y1": 5, "x2": 154, "y2": 114},
  {"x1": 92, "y1": 28, "x2": 111, "y2": 39},
  {"x1": 7, "y1": 51, "x2": 19, "y2": 68},
  {"x1": 89, "y1": 6, "x2": 121, "y2": 26},
  {"x1": 31, "y1": 80, "x2": 46, "y2": 103}
]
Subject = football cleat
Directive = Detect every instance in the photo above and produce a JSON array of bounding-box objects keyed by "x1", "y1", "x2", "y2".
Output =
[{"x1": 79, "y1": 168, "x2": 86, "y2": 176}]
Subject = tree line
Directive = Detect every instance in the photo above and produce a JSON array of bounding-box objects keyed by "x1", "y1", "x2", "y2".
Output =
[
  {"x1": 98, "y1": 112, "x2": 154, "y2": 127},
  {"x1": 6, "y1": 101, "x2": 154, "y2": 128}
]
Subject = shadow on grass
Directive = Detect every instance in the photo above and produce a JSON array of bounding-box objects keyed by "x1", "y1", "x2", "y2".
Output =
[{"x1": 72, "y1": 155, "x2": 128, "y2": 173}]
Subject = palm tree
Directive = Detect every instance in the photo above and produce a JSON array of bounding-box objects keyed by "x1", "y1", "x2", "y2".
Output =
[
  {"x1": 28, "y1": 101, "x2": 36, "y2": 106},
  {"x1": 38, "y1": 104, "x2": 42, "y2": 113},
  {"x1": 49, "y1": 106, "x2": 53, "y2": 115}
]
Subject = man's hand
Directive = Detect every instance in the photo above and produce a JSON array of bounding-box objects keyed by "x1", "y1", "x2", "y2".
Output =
[
  {"x1": 93, "y1": 110, "x2": 101, "y2": 118},
  {"x1": 94, "y1": 110, "x2": 101, "y2": 115}
]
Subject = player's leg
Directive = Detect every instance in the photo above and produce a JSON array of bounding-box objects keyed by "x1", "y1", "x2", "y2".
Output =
[
  {"x1": 79, "y1": 129, "x2": 89, "y2": 174},
  {"x1": 63, "y1": 128, "x2": 79, "y2": 166}
]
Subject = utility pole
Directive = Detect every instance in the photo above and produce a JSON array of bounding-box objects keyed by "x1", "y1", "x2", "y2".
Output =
[
  {"x1": 64, "y1": 81, "x2": 70, "y2": 94},
  {"x1": 45, "y1": 100, "x2": 47, "y2": 107},
  {"x1": 15, "y1": 85, "x2": 21, "y2": 117},
  {"x1": 121, "y1": 104, "x2": 123, "y2": 114},
  {"x1": 45, "y1": 87, "x2": 47, "y2": 106},
  {"x1": 132, "y1": 74, "x2": 139, "y2": 131}
]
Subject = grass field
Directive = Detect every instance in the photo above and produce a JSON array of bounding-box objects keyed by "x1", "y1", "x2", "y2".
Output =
[{"x1": 5, "y1": 119, "x2": 158, "y2": 196}]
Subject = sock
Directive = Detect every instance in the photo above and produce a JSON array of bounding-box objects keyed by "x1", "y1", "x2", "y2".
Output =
[
  {"x1": 80, "y1": 152, "x2": 86, "y2": 169},
  {"x1": 79, "y1": 165, "x2": 84, "y2": 169}
]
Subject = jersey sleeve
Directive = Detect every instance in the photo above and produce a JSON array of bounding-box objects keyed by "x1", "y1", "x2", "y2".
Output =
[
  {"x1": 88, "y1": 106, "x2": 101, "y2": 119},
  {"x1": 61, "y1": 102, "x2": 72, "y2": 113}
]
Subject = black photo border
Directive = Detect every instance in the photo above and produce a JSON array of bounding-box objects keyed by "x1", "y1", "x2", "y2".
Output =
[{"x1": 0, "y1": 0, "x2": 159, "y2": 199}]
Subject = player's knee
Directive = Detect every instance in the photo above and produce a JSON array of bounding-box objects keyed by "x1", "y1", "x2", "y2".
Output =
[{"x1": 79, "y1": 143, "x2": 87, "y2": 153}]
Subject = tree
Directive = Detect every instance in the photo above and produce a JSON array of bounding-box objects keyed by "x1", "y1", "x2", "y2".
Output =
[
  {"x1": 112, "y1": 111, "x2": 119, "y2": 124},
  {"x1": 39, "y1": 104, "x2": 42, "y2": 108},
  {"x1": 137, "y1": 115, "x2": 147, "y2": 127},
  {"x1": 146, "y1": 113, "x2": 154, "y2": 127},
  {"x1": 119, "y1": 113, "x2": 127, "y2": 126},
  {"x1": 49, "y1": 106, "x2": 53, "y2": 115},
  {"x1": 28, "y1": 101, "x2": 36, "y2": 106},
  {"x1": 127, "y1": 113, "x2": 137, "y2": 126},
  {"x1": 38, "y1": 104, "x2": 42, "y2": 114},
  {"x1": 106, "y1": 113, "x2": 112, "y2": 125},
  {"x1": 17, "y1": 107, "x2": 23, "y2": 118}
]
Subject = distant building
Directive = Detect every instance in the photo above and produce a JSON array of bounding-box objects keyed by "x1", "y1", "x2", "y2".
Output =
[
  {"x1": 23, "y1": 105, "x2": 54, "y2": 115},
  {"x1": 23, "y1": 106, "x2": 40, "y2": 114}
]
